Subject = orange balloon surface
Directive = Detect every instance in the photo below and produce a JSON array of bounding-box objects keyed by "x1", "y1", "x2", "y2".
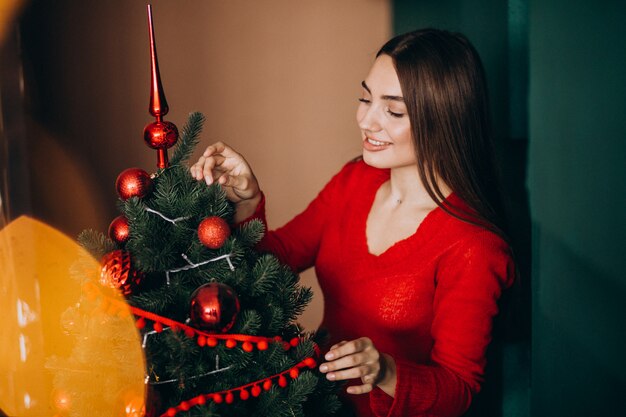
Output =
[{"x1": 0, "y1": 216, "x2": 146, "y2": 416}]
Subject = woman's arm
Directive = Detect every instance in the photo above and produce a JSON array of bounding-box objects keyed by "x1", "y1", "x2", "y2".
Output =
[
  {"x1": 192, "y1": 144, "x2": 357, "y2": 272},
  {"x1": 320, "y1": 231, "x2": 515, "y2": 417}
]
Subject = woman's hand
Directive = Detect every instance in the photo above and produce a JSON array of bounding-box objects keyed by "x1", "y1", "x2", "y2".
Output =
[
  {"x1": 190, "y1": 142, "x2": 262, "y2": 222},
  {"x1": 319, "y1": 337, "x2": 397, "y2": 396}
]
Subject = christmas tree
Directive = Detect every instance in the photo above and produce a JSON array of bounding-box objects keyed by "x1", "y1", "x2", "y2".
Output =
[{"x1": 47, "y1": 6, "x2": 340, "y2": 417}]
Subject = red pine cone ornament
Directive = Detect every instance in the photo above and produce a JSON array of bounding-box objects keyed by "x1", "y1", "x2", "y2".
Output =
[
  {"x1": 189, "y1": 282, "x2": 240, "y2": 332},
  {"x1": 108, "y1": 215, "x2": 130, "y2": 244},
  {"x1": 100, "y1": 250, "x2": 144, "y2": 295},
  {"x1": 116, "y1": 168, "x2": 153, "y2": 201},
  {"x1": 197, "y1": 216, "x2": 231, "y2": 249}
]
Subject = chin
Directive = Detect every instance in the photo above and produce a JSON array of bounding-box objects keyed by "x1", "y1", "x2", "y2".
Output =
[
  {"x1": 362, "y1": 151, "x2": 418, "y2": 171},
  {"x1": 362, "y1": 152, "x2": 392, "y2": 169}
]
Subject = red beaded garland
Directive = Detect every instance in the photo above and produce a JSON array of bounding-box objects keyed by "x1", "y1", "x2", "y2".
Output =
[{"x1": 239, "y1": 389, "x2": 249, "y2": 401}]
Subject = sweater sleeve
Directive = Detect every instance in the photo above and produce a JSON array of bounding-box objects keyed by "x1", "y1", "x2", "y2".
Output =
[
  {"x1": 238, "y1": 162, "x2": 354, "y2": 273},
  {"x1": 370, "y1": 231, "x2": 515, "y2": 417}
]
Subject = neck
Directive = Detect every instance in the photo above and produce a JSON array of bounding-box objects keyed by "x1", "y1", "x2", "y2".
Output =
[{"x1": 387, "y1": 165, "x2": 451, "y2": 208}]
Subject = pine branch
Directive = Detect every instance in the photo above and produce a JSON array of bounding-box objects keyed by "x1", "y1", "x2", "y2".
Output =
[
  {"x1": 235, "y1": 219, "x2": 266, "y2": 247},
  {"x1": 251, "y1": 255, "x2": 281, "y2": 296},
  {"x1": 233, "y1": 309, "x2": 262, "y2": 334},
  {"x1": 266, "y1": 305, "x2": 285, "y2": 335},
  {"x1": 170, "y1": 112, "x2": 206, "y2": 166},
  {"x1": 287, "y1": 372, "x2": 317, "y2": 407},
  {"x1": 77, "y1": 229, "x2": 116, "y2": 258}
]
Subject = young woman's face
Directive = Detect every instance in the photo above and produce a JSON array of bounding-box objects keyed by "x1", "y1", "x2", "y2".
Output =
[{"x1": 356, "y1": 54, "x2": 416, "y2": 170}]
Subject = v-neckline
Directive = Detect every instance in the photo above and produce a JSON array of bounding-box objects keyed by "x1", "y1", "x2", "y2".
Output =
[{"x1": 362, "y1": 175, "x2": 445, "y2": 258}]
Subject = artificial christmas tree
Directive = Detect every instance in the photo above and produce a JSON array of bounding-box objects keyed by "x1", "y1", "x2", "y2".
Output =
[{"x1": 47, "y1": 5, "x2": 340, "y2": 417}]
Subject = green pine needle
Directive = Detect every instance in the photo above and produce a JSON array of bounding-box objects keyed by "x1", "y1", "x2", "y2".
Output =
[
  {"x1": 170, "y1": 112, "x2": 206, "y2": 166},
  {"x1": 77, "y1": 229, "x2": 116, "y2": 258}
]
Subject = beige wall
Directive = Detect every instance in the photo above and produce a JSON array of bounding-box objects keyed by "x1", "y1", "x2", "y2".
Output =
[{"x1": 23, "y1": 0, "x2": 391, "y2": 330}]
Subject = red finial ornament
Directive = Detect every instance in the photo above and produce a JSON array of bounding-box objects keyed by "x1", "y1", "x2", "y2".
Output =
[{"x1": 144, "y1": 4, "x2": 178, "y2": 169}]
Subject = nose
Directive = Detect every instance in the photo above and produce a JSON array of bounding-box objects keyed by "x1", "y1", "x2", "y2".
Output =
[{"x1": 357, "y1": 104, "x2": 382, "y2": 132}]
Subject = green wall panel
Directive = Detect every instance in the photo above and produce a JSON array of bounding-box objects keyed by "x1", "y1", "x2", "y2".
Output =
[{"x1": 529, "y1": 0, "x2": 626, "y2": 415}]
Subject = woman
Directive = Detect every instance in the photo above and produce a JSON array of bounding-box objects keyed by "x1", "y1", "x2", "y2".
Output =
[{"x1": 191, "y1": 29, "x2": 515, "y2": 417}]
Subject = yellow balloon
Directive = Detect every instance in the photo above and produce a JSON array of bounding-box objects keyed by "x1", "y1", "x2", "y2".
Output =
[{"x1": 0, "y1": 216, "x2": 146, "y2": 416}]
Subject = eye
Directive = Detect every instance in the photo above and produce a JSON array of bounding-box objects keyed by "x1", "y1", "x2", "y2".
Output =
[
  {"x1": 358, "y1": 98, "x2": 371, "y2": 104},
  {"x1": 387, "y1": 109, "x2": 404, "y2": 118}
]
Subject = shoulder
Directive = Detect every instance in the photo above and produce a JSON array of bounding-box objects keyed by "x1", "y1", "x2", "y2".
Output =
[
  {"x1": 435, "y1": 209, "x2": 515, "y2": 288},
  {"x1": 448, "y1": 228, "x2": 512, "y2": 264},
  {"x1": 436, "y1": 194, "x2": 511, "y2": 257}
]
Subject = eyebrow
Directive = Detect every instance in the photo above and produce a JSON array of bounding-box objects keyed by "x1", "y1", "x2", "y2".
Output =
[{"x1": 361, "y1": 81, "x2": 404, "y2": 102}]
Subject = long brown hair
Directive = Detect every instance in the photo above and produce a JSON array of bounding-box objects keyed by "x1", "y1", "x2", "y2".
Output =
[{"x1": 377, "y1": 28, "x2": 507, "y2": 238}]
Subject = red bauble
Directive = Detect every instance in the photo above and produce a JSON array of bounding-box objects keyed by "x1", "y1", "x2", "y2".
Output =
[
  {"x1": 100, "y1": 250, "x2": 144, "y2": 295},
  {"x1": 116, "y1": 168, "x2": 153, "y2": 201},
  {"x1": 189, "y1": 282, "x2": 240, "y2": 332},
  {"x1": 197, "y1": 216, "x2": 230, "y2": 249},
  {"x1": 109, "y1": 215, "x2": 130, "y2": 244},
  {"x1": 143, "y1": 121, "x2": 179, "y2": 149}
]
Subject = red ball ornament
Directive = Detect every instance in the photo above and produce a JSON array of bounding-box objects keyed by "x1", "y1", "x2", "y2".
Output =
[
  {"x1": 189, "y1": 282, "x2": 240, "y2": 332},
  {"x1": 116, "y1": 168, "x2": 153, "y2": 201},
  {"x1": 143, "y1": 121, "x2": 179, "y2": 149},
  {"x1": 197, "y1": 216, "x2": 231, "y2": 249},
  {"x1": 109, "y1": 215, "x2": 130, "y2": 244},
  {"x1": 100, "y1": 250, "x2": 144, "y2": 295}
]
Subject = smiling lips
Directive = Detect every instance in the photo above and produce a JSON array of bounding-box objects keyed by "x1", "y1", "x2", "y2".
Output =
[{"x1": 363, "y1": 137, "x2": 392, "y2": 151}]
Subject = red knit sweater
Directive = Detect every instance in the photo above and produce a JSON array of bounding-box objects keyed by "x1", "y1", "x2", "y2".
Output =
[{"x1": 244, "y1": 160, "x2": 515, "y2": 417}]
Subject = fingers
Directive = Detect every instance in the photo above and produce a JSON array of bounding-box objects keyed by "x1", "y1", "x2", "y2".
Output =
[
  {"x1": 191, "y1": 141, "x2": 239, "y2": 184},
  {"x1": 328, "y1": 340, "x2": 348, "y2": 352},
  {"x1": 189, "y1": 141, "x2": 261, "y2": 204},
  {"x1": 215, "y1": 172, "x2": 247, "y2": 190},
  {"x1": 202, "y1": 141, "x2": 237, "y2": 159},
  {"x1": 323, "y1": 364, "x2": 374, "y2": 381},
  {"x1": 346, "y1": 383, "x2": 374, "y2": 395},
  {"x1": 319, "y1": 337, "x2": 381, "y2": 394},
  {"x1": 325, "y1": 337, "x2": 373, "y2": 361}
]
